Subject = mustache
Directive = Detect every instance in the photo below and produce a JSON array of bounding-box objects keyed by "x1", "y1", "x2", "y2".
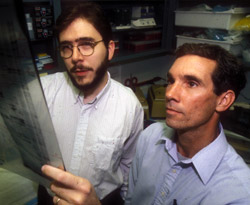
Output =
[{"x1": 70, "y1": 64, "x2": 94, "y2": 73}]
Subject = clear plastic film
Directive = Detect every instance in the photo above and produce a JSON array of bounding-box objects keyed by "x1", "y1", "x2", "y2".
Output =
[{"x1": 0, "y1": 0, "x2": 64, "y2": 188}]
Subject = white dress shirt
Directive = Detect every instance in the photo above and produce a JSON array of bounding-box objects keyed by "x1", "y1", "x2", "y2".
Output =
[{"x1": 40, "y1": 72, "x2": 144, "y2": 199}]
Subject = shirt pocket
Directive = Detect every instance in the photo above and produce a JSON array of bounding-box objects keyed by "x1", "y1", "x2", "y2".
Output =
[{"x1": 87, "y1": 137, "x2": 117, "y2": 170}]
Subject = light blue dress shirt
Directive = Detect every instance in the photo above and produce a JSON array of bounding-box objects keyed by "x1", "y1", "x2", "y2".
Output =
[{"x1": 125, "y1": 122, "x2": 250, "y2": 205}]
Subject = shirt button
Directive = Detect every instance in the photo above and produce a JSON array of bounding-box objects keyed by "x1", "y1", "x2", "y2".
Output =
[
  {"x1": 161, "y1": 192, "x2": 165, "y2": 196},
  {"x1": 95, "y1": 105, "x2": 98, "y2": 109},
  {"x1": 172, "y1": 169, "x2": 176, "y2": 173}
]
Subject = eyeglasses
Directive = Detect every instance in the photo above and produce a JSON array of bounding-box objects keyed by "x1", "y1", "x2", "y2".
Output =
[{"x1": 59, "y1": 40, "x2": 103, "y2": 59}]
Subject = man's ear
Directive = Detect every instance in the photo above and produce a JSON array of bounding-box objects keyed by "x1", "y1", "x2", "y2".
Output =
[
  {"x1": 107, "y1": 40, "x2": 115, "y2": 61},
  {"x1": 216, "y1": 90, "x2": 235, "y2": 112}
]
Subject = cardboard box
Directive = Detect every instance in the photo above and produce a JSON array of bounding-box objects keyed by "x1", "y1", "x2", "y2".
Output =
[
  {"x1": 147, "y1": 85, "x2": 166, "y2": 118},
  {"x1": 135, "y1": 87, "x2": 149, "y2": 120}
]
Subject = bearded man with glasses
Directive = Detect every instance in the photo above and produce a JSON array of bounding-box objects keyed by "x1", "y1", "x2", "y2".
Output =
[{"x1": 38, "y1": 2, "x2": 143, "y2": 205}]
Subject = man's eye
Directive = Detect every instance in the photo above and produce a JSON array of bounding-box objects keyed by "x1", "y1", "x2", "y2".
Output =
[
  {"x1": 188, "y1": 81, "x2": 197, "y2": 87},
  {"x1": 166, "y1": 79, "x2": 174, "y2": 85}
]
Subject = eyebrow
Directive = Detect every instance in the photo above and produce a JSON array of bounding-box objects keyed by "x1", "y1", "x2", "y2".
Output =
[
  {"x1": 60, "y1": 37, "x2": 95, "y2": 45},
  {"x1": 167, "y1": 72, "x2": 204, "y2": 85},
  {"x1": 185, "y1": 74, "x2": 203, "y2": 84},
  {"x1": 76, "y1": 37, "x2": 95, "y2": 42}
]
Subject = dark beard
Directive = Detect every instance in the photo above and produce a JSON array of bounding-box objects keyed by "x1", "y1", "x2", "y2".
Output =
[{"x1": 67, "y1": 54, "x2": 109, "y2": 92}]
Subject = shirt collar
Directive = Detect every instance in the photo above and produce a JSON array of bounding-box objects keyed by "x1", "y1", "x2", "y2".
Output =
[
  {"x1": 64, "y1": 72, "x2": 81, "y2": 103},
  {"x1": 191, "y1": 123, "x2": 228, "y2": 184},
  {"x1": 93, "y1": 71, "x2": 111, "y2": 103},
  {"x1": 160, "y1": 123, "x2": 228, "y2": 185},
  {"x1": 68, "y1": 71, "x2": 111, "y2": 105},
  {"x1": 158, "y1": 127, "x2": 178, "y2": 162}
]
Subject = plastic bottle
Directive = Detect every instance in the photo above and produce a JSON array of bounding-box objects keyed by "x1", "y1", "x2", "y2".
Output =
[{"x1": 25, "y1": 13, "x2": 35, "y2": 40}]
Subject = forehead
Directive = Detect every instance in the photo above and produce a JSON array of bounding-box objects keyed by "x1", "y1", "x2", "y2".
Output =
[
  {"x1": 168, "y1": 55, "x2": 217, "y2": 80},
  {"x1": 59, "y1": 18, "x2": 101, "y2": 42}
]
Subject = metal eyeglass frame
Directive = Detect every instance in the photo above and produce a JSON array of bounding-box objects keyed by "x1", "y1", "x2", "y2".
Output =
[{"x1": 59, "y1": 39, "x2": 104, "y2": 59}]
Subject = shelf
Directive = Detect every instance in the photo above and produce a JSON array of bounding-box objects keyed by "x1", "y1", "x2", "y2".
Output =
[
  {"x1": 176, "y1": 35, "x2": 242, "y2": 56},
  {"x1": 110, "y1": 48, "x2": 168, "y2": 65},
  {"x1": 23, "y1": 0, "x2": 50, "y2": 2},
  {"x1": 22, "y1": 0, "x2": 60, "y2": 74},
  {"x1": 112, "y1": 25, "x2": 163, "y2": 33},
  {"x1": 175, "y1": 3, "x2": 250, "y2": 72},
  {"x1": 38, "y1": 66, "x2": 62, "y2": 76}
]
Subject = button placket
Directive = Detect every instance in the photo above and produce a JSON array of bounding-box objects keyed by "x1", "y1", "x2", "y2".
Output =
[
  {"x1": 153, "y1": 164, "x2": 181, "y2": 205},
  {"x1": 69, "y1": 105, "x2": 90, "y2": 175}
]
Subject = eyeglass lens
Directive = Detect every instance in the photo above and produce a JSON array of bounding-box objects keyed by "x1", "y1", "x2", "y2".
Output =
[{"x1": 60, "y1": 40, "x2": 103, "y2": 59}]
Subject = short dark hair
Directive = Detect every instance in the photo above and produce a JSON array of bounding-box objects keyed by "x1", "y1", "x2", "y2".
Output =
[
  {"x1": 175, "y1": 43, "x2": 246, "y2": 99},
  {"x1": 55, "y1": 1, "x2": 113, "y2": 47}
]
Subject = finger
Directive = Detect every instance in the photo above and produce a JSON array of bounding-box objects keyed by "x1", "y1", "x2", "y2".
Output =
[
  {"x1": 42, "y1": 165, "x2": 68, "y2": 183},
  {"x1": 53, "y1": 195, "x2": 62, "y2": 205},
  {"x1": 52, "y1": 185, "x2": 88, "y2": 204},
  {"x1": 42, "y1": 165, "x2": 68, "y2": 186},
  {"x1": 51, "y1": 182, "x2": 100, "y2": 205},
  {"x1": 42, "y1": 165, "x2": 90, "y2": 190}
]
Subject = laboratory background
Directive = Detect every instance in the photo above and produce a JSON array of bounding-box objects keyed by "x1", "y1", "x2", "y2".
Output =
[{"x1": 0, "y1": 0, "x2": 250, "y2": 204}]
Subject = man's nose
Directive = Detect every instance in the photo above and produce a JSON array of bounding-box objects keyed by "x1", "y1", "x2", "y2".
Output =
[
  {"x1": 165, "y1": 83, "x2": 180, "y2": 101},
  {"x1": 71, "y1": 46, "x2": 83, "y2": 62}
]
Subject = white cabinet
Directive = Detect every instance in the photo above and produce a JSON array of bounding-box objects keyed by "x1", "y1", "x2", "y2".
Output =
[
  {"x1": 174, "y1": 7, "x2": 250, "y2": 56},
  {"x1": 176, "y1": 35, "x2": 242, "y2": 56},
  {"x1": 175, "y1": 9, "x2": 247, "y2": 30}
]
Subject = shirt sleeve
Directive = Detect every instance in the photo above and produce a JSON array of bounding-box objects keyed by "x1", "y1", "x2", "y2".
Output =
[
  {"x1": 119, "y1": 98, "x2": 144, "y2": 199},
  {"x1": 39, "y1": 72, "x2": 66, "y2": 107}
]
